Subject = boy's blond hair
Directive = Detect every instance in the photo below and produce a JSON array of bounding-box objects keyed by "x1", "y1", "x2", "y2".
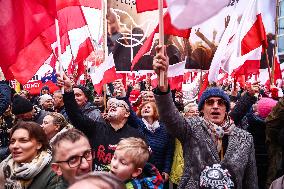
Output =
[{"x1": 116, "y1": 137, "x2": 150, "y2": 169}]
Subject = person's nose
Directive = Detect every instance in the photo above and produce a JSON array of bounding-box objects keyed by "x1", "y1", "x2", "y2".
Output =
[
  {"x1": 79, "y1": 157, "x2": 90, "y2": 170},
  {"x1": 10, "y1": 141, "x2": 19, "y2": 149},
  {"x1": 212, "y1": 101, "x2": 219, "y2": 108}
]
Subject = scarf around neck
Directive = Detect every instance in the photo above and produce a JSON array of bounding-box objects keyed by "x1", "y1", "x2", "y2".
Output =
[
  {"x1": 142, "y1": 118, "x2": 160, "y2": 133},
  {"x1": 200, "y1": 117, "x2": 235, "y2": 154},
  {"x1": 2, "y1": 150, "x2": 52, "y2": 189}
]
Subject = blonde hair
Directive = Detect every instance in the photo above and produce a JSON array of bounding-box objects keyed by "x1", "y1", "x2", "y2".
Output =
[{"x1": 116, "y1": 137, "x2": 150, "y2": 168}]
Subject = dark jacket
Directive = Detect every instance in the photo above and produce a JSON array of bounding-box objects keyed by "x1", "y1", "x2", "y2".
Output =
[
  {"x1": 265, "y1": 97, "x2": 284, "y2": 187},
  {"x1": 28, "y1": 164, "x2": 64, "y2": 189},
  {"x1": 154, "y1": 91, "x2": 258, "y2": 189},
  {"x1": 63, "y1": 91, "x2": 145, "y2": 171},
  {"x1": 0, "y1": 82, "x2": 11, "y2": 116},
  {"x1": 134, "y1": 118, "x2": 174, "y2": 174}
]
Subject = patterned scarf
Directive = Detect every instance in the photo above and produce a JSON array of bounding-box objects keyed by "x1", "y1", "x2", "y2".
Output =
[
  {"x1": 2, "y1": 150, "x2": 52, "y2": 189},
  {"x1": 142, "y1": 118, "x2": 160, "y2": 133},
  {"x1": 200, "y1": 117, "x2": 235, "y2": 154}
]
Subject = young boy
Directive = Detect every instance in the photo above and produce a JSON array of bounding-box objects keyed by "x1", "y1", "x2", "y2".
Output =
[{"x1": 110, "y1": 137, "x2": 164, "y2": 189}]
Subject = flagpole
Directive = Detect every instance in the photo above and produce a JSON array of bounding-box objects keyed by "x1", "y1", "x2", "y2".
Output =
[
  {"x1": 103, "y1": 0, "x2": 108, "y2": 112},
  {"x1": 55, "y1": 19, "x2": 64, "y2": 94},
  {"x1": 158, "y1": 0, "x2": 165, "y2": 86},
  {"x1": 266, "y1": 49, "x2": 273, "y2": 85}
]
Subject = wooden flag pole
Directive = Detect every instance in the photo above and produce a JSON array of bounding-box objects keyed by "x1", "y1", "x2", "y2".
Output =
[
  {"x1": 103, "y1": 0, "x2": 108, "y2": 112},
  {"x1": 265, "y1": 49, "x2": 273, "y2": 85},
  {"x1": 55, "y1": 19, "x2": 64, "y2": 94},
  {"x1": 158, "y1": 0, "x2": 165, "y2": 86}
]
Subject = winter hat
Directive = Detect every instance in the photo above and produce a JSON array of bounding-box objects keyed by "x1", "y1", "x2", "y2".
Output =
[
  {"x1": 75, "y1": 85, "x2": 93, "y2": 102},
  {"x1": 198, "y1": 87, "x2": 230, "y2": 112},
  {"x1": 200, "y1": 164, "x2": 234, "y2": 189},
  {"x1": 12, "y1": 95, "x2": 33, "y2": 115},
  {"x1": 256, "y1": 97, "x2": 277, "y2": 118},
  {"x1": 39, "y1": 94, "x2": 53, "y2": 105},
  {"x1": 40, "y1": 85, "x2": 50, "y2": 95}
]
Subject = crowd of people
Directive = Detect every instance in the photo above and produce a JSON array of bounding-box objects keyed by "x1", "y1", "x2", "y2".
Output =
[
  {"x1": 0, "y1": 11, "x2": 283, "y2": 188},
  {"x1": 0, "y1": 50, "x2": 283, "y2": 188}
]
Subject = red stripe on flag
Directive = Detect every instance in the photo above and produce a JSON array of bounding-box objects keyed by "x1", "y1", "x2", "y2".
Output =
[
  {"x1": 136, "y1": 0, "x2": 167, "y2": 13},
  {"x1": 56, "y1": 0, "x2": 102, "y2": 11},
  {"x1": 94, "y1": 67, "x2": 117, "y2": 94},
  {"x1": 74, "y1": 38, "x2": 94, "y2": 80},
  {"x1": 241, "y1": 14, "x2": 267, "y2": 56},
  {"x1": 0, "y1": 0, "x2": 55, "y2": 84}
]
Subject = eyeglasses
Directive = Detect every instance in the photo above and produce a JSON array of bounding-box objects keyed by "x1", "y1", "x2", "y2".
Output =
[
  {"x1": 56, "y1": 149, "x2": 93, "y2": 168},
  {"x1": 109, "y1": 102, "x2": 129, "y2": 111},
  {"x1": 205, "y1": 99, "x2": 226, "y2": 107}
]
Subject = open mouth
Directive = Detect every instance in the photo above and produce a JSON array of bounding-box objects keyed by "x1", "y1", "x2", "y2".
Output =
[
  {"x1": 211, "y1": 112, "x2": 220, "y2": 116},
  {"x1": 12, "y1": 152, "x2": 22, "y2": 157}
]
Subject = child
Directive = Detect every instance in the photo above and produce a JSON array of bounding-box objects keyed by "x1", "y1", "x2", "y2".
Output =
[{"x1": 110, "y1": 137, "x2": 163, "y2": 189}]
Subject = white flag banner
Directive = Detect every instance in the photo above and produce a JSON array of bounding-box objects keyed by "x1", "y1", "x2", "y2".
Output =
[{"x1": 166, "y1": 0, "x2": 230, "y2": 29}]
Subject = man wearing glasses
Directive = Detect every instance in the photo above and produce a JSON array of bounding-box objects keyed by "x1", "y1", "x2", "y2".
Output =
[
  {"x1": 152, "y1": 45, "x2": 258, "y2": 189},
  {"x1": 57, "y1": 74, "x2": 145, "y2": 172},
  {"x1": 51, "y1": 129, "x2": 93, "y2": 186}
]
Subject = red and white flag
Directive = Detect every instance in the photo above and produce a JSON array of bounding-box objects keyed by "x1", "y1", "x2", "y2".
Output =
[
  {"x1": 208, "y1": 0, "x2": 267, "y2": 83},
  {"x1": 151, "y1": 61, "x2": 185, "y2": 90},
  {"x1": 90, "y1": 53, "x2": 117, "y2": 94},
  {"x1": 270, "y1": 55, "x2": 283, "y2": 85},
  {"x1": 131, "y1": 12, "x2": 191, "y2": 70},
  {"x1": 166, "y1": 0, "x2": 230, "y2": 29},
  {"x1": 0, "y1": 0, "x2": 56, "y2": 84}
]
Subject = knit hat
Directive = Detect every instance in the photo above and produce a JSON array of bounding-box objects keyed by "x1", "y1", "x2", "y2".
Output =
[
  {"x1": 256, "y1": 97, "x2": 277, "y2": 118},
  {"x1": 198, "y1": 87, "x2": 230, "y2": 112},
  {"x1": 200, "y1": 164, "x2": 234, "y2": 189},
  {"x1": 39, "y1": 94, "x2": 53, "y2": 105},
  {"x1": 40, "y1": 85, "x2": 50, "y2": 95},
  {"x1": 12, "y1": 95, "x2": 33, "y2": 115},
  {"x1": 74, "y1": 85, "x2": 93, "y2": 102}
]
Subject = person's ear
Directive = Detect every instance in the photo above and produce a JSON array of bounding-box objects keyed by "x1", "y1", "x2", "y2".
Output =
[
  {"x1": 124, "y1": 111, "x2": 130, "y2": 118},
  {"x1": 36, "y1": 142, "x2": 42, "y2": 150},
  {"x1": 131, "y1": 167, "x2": 143, "y2": 178},
  {"x1": 54, "y1": 124, "x2": 60, "y2": 131},
  {"x1": 51, "y1": 163, "x2": 63, "y2": 176}
]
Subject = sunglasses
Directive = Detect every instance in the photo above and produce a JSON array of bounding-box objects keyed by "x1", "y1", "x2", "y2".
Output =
[{"x1": 205, "y1": 99, "x2": 226, "y2": 107}]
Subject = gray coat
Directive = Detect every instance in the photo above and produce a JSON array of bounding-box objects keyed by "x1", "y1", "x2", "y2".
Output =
[{"x1": 155, "y1": 92, "x2": 258, "y2": 189}]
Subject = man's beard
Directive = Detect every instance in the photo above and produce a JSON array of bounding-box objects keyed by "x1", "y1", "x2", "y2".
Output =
[{"x1": 108, "y1": 111, "x2": 118, "y2": 120}]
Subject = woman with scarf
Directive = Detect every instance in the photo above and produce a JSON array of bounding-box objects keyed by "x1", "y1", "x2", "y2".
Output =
[
  {"x1": 136, "y1": 101, "x2": 174, "y2": 186},
  {"x1": 0, "y1": 121, "x2": 59, "y2": 189}
]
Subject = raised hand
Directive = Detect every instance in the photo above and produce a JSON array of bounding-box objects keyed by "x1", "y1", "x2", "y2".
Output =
[
  {"x1": 152, "y1": 45, "x2": 169, "y2": 92},
  {"x1": 57, "y1": 72, "x2": 72, "y2": 92}
]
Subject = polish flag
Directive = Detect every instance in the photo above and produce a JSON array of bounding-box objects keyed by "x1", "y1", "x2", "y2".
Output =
[
  {"x1": 273, "y1": 55, "x2": 282, "y2": 84},
  {"x1": 208, "y1": 0, "x2": 267, "y2": 83},
  {"x1": 166, "y1": 0, "x2": 230, "y2": 29},
  {"x1": 151, "y1": 61, "x2": 185, "y2": 90},
  {"x1": 90, "y1": 53, "x2": 117, "y2": 94},
  {"x1": 0, "y1": 0, "x2": 56, "y2": 84},
  {"x1": 131, "y1": 12, "x2": 191, "y2": 70}
]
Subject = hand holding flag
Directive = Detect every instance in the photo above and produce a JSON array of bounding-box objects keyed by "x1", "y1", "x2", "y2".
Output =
[{"x1": 152, "y1": 45, "x2": 169, "y2": 92}]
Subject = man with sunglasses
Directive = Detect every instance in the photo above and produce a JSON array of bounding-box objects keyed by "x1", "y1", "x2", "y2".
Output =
[
  {"x1": 51, "y1": 129, "x2": 93, "y2": 187},
  {"x1": 152, "y1": 45, "x2": 258, "y2": 189},
  {"x1": 57, "y1": 74, "x2": 145, "y2": 172}
]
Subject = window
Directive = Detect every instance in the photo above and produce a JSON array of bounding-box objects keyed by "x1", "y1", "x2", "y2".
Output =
[{"x1": 278, "y1": 0, "x2": 284, "y2": 56}]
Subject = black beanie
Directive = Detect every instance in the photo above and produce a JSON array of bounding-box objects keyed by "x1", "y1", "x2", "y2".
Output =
[
  {"x1": 12, "y1": 95, "x2": 33, "y2": 115},
  {"x1": 75, "y1": 85, "x2": 93, "y2": 102}
]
